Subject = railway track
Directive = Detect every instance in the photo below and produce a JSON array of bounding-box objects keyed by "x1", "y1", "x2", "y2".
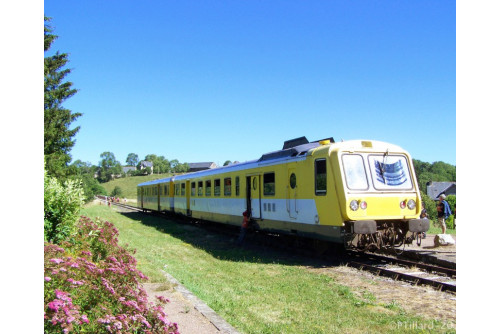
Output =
[
  {"x1": 98, "y1": 197, "x2": 456, "y2": 293},
  {"x1": 346, "y1": 251, "x2": 456, "y2": 292}
]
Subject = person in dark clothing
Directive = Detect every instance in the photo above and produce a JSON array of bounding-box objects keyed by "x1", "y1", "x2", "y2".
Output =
[
  {"x1": 420, "y1": 204, "x2": 428, "y2": 239},
  {"x1": 237, "y1": 210, "x2": 250, "y2": 245}
]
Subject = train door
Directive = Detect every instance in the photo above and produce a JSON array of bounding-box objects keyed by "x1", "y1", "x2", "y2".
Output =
[
  {"x1": 247, "y1": 175, "x2": 261, "y2": 219},
  {"x1": 287, "y1": 168, "x2": 298, "y2": 219}
]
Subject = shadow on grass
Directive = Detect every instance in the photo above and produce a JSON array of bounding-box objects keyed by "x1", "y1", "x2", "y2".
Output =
[{"x1": 119, "y1": 211, "x2": 346, "y2": 268}]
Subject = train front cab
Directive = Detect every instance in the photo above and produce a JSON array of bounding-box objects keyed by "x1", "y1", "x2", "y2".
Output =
[{"x1": 330, "y1": 141, "x2": 429, "y2": 247}]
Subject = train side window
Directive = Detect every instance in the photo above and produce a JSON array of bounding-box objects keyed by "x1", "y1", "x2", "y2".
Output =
[
  {"x1": 181, "y1": 183, "x2": 186, "y2": 196},
  {"x1": 224, "y1": 178, "x2": 231, "y2": 196},
  {"x1": 191, "y1": 182, "x2": 196, "y2": 196},
  {"x1": 235, "y1": 176, "x2": 240, "y2": 196},
  {"x1": 264, "y1": 172, "x2": 275, "y2": 196},
  {"x1": 214, "y1": 179, "x2": 221, "y2": 196},
  {"x1": 175, "y1": 184, "x2": 180, "y2": 196},
  {"x1": 290, "y1": 173, "x2": 297, "y2": 189},
  {"x1": 315, "y1": 159, "x2": 327, "y2": 195},
  {"x1": 167, "y1": 185, "x2": 170, "y2": 196},
  {"x1": 198, "y1": 181, "x2": 203, "y2": 196},
  {"x1": 205, "y1": 180, "x2": 212, "y2": 196}
]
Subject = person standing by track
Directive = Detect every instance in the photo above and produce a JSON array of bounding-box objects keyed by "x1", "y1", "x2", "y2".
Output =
[{"x1": 436, "y1": 194, "x2": 452, "y2": 234}]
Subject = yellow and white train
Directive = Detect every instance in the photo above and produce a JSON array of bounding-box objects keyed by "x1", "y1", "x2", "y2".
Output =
[{"x1": 137, "y1": 137, "x2": 429, "y2": 250}]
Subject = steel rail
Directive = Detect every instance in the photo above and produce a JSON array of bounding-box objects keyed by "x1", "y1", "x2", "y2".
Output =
[
  {"x1": 346, "y1": 250, "x2": 456, "y2": 278},
  {"x1": 348, "y1": 260, "x2": 456, "y2": 292}
]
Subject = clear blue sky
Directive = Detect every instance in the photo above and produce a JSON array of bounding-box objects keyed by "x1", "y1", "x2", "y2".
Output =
[{"x1": 44, "y1": 0, "x2": 456, "y2": 166}]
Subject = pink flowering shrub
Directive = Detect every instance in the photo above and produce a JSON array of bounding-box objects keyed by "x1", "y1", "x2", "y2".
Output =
[{"x1": 44, "y1": 216, "x2": 179, "y2": 333}]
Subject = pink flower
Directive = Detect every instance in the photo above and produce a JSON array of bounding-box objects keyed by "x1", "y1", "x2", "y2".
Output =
[
  {"x1": 47, "y1": 299, "x2": 63, "y2": 311},
  {"x1": 44, "y1": 277, "x2": 51, "y2": 282},
  {"x1": 67, "y1": 278, "x2": 84, "y2": 286},
  {"x1": 81, "y1": 314, "x2": 89, "y2": 324},
  {"x1": 50, "y1": 258, "x2": 64, "y2": 264}
]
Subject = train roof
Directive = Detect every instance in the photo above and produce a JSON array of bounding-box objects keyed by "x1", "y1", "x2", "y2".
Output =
[{"x1": 137, "y1": 137, "x2": 409, "y2": 186}]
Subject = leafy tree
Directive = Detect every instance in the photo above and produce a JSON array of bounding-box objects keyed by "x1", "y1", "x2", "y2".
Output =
[
  {"x1": 173, "y1": 162, "x2": 189, "y2": 173},
  {"x1": 156, "y1": 156, "x2": 170, "y2": 173},
  {"x1": 223, "y1": 160, "x2": 232, "y2": 166},
  {"x1": 100, "y1": 152, "x2": 119, "y2": 169},
  {"x1": 44, "y1": 16, "x2": 81, "y2": 178},
  {"x1": 126, "y1": 153, "x2": 139, "y2": 166},
  {"x1": 169, "y1": 159, "x2": 179, "y2": 172},
  {"x1": 71, "y1": 160, "x2": 94, "y2": 175},
  {"x1": 98, "y1": 152, "x2": 122, "y2": 182}
]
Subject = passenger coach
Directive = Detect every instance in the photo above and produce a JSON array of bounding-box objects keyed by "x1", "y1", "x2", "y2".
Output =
[{"x1": 137, "y1": 137, "x2": 429, "y2": 250}]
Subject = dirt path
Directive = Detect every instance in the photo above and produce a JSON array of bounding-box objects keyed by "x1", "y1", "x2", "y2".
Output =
[{"x1": 143, "y1": 282, "x2": 222, "y2": 334}]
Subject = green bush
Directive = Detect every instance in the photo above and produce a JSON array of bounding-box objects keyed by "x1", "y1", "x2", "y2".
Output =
[
  {"x1": 420, "y1": 192, "x2": 437, "y2": 220},
  {"x1": 110, "y1": 186, "x2": 123, "y2": 197},
  {"x1": 71, "y1": 174, "x2": 107, "y2": 202},
  {"x1": 44, "y1": 169, "x2": 85, "y2": 243}
]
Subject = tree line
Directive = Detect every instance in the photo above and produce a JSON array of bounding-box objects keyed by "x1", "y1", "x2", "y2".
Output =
[{"x1": 70, "y1": 152, "x2": 190, "y2": 182}]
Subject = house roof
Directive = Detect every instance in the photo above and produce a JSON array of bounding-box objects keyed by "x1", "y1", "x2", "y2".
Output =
[
  {"x1": 426, "y1": 181, "x2": 456, "y2": 200},
  {"x1": 122, "y1": 166, "x2": 137, "y2": 172},
  {"x1": 188, "y1": 162, "x2": 216, "y2": 169},
  {"x1": 141, "y1": 161, "x2": 153, "y2": 167}
]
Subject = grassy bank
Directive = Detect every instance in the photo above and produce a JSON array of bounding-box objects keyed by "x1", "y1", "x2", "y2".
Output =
[
  {"x1": 81, "y1": 204, "x2": 453, "y2": 334},
  {"x1": 101, "y1": 173, "x2": 172, "y2": 199}
]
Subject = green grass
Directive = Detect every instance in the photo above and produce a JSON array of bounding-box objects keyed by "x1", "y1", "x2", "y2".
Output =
[
  {"x1": 101, "y1": 173, "x2": 172, "y2": 199},
  {"x1": 426, "y1": 220, "x2": 456, "y2": 236},
  {"x1": 81, "y1": 204, "x2": 455, "y2": 334}
]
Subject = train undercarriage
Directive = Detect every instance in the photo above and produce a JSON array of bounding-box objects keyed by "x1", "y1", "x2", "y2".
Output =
[{"x1": 343, "y1": 219, "x2": 430, "y2": 252}]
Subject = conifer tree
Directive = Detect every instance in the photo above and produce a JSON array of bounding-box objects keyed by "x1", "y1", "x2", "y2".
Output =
[{"x1": 44, "y1": 16, "x2": 81, "y2": 178}]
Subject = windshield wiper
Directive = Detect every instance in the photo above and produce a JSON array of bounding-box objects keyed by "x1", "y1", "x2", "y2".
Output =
[{"x1": 378, "y1": 149, "x2": 389, "y2": 184}]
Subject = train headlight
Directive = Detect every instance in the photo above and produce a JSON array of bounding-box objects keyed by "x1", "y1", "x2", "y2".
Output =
[
  {"x1": 360, "y1": 201, "x2": 367, "y2": 210},
  {"x1": 350, "y1": 200, "x2": 359, "y2": 211},
  {"x1": 400, "y1": 200, "x2": 407, "y2": 209},
  {"x1": 407, "y1": 199, "x2": 416, "y2": 210}
]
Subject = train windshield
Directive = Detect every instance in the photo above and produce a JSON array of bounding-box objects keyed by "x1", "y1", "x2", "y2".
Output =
[
  {"x1": 368, "y1": 154, "x2": 413, "y2": 190},
  {"x1": 342, "y1": 153, "x2": 413, "y2": 191}
]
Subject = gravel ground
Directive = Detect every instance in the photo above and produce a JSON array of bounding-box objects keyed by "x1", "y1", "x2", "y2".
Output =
[{"x1": 143, "y1": 282, "x2": 222, "y2": 334}]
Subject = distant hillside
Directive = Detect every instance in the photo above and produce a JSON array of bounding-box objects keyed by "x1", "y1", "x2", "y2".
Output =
[{"x1": 101, "y1": 173, "x2": 172, "y2": 200}]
